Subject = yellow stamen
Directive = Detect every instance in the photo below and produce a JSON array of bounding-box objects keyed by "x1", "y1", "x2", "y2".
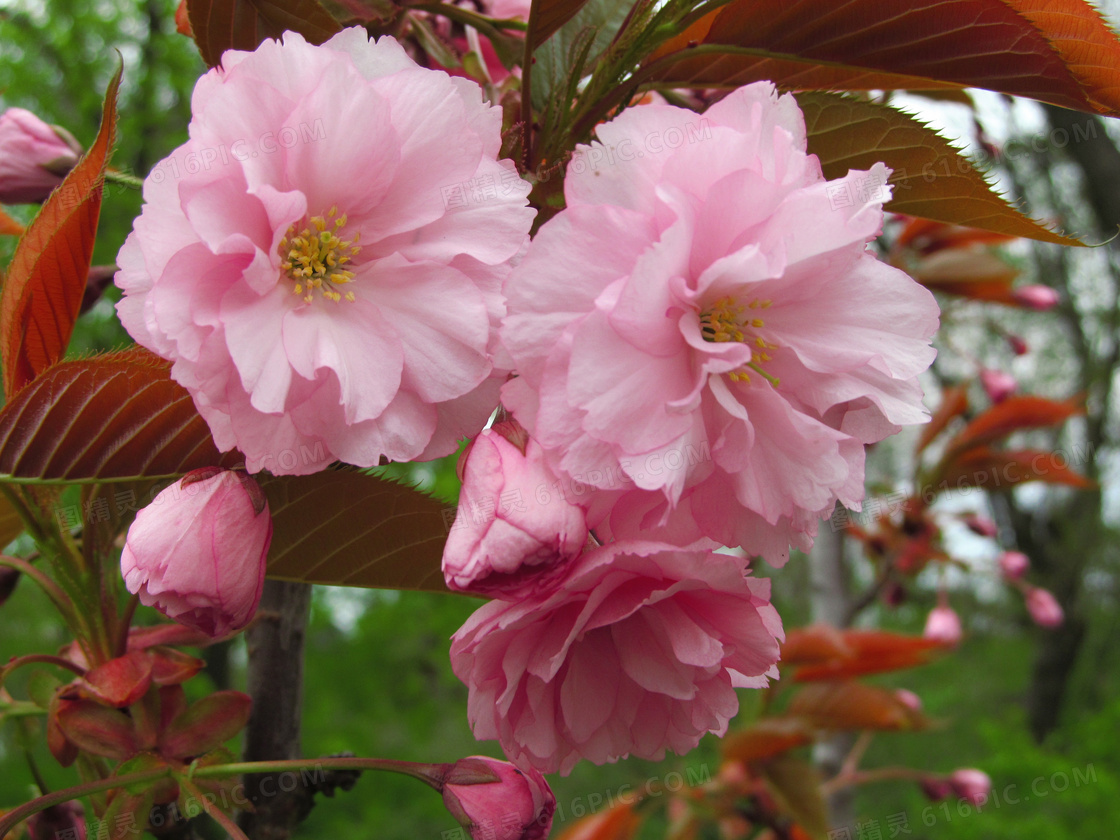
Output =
[
  {"x1": 699, "y1": 295, "x2": 780, "y2": 387},
  {"x1": 278, "y1": 210, "x2": 362, "y2": 304}
]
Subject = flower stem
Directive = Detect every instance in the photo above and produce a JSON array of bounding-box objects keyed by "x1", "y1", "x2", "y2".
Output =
[
  {"x1": 0, "y1": 757, "x2": 453, "y2": 838},
  {"x1": 180, "y1": 777, "x2": 250, "y2": 840},
  {"x1": 104, "y1": 169, "x2": 144, "y2": 190}
]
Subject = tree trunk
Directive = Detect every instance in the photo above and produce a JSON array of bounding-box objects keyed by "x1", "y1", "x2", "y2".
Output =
[
  {"x1": 809, "y1": 517, "x2": 856, "y2": 827},
  {"x1": 238, "y1": 581, "x2": 314, "y2": 840}
]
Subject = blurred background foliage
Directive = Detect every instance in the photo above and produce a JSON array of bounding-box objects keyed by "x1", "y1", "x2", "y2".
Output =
[{"x1": 2, "y1": 1, "x2": 1120, "y2": 838}]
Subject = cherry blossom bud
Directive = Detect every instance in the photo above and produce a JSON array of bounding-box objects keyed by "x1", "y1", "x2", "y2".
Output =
[
  {"x1": 27, "y1": 801, "x2": 86, "y2": 840},
  {"x1": 979, "y1": 369, "x2": 1016, "y2": 403},
  {"x1": 923, "y1": 602, "x2": 963, "y2": 646},
  {"x1": 1012, "y1": 285, "x2": 1059, "y2": 311},
  {"x1": 895, "y1": 689, "x2": 923, "y2": 713},
  {"x1": 1025, "y1": 587, "x2": 1064, "y2": 628},
  {"x1": 1007, "y1": 334, "x2": 1029, "y2": 356},
  {"x1": 442, "y1": 756, "x2": 555, "y2": 840},
  {"x1": 948, "y1": 768, "x2": 991, "y2": 805},
  {"x1": 963, "y1": 515, "x2": 998, "y2": 538},
  {"x1": 998, "y1": 550, "x2": 1030, "y2": 579},
  {"x1": 121, "y1": 468, "x2": 272, "y2": 637},
  {"x1": 0, "y1": 108, "x2": 82, "y2": 204},
  {"x1": 443, "y1": 425, "x2": 588, "y2": 599}
]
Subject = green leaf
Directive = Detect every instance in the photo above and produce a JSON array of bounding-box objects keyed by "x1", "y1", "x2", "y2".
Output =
[
  {"x1": 0, "y1": 347, "x2": 237, "y2": 483},
  {"x1": 0, "y1": 60, "x2": 122, "y2": 397},
  {"x1": 186, "y1": 0, "x2": 342, "y2": 67},
  {"x1": 799, "y1": 93, "x2": 1082, "y2": 245},
  {"x1": 530, "y1": 0, "x2": 632, "y2": 111},
  {"x1": 262, "y1": 469, "x2": 453, "y2": 593}
]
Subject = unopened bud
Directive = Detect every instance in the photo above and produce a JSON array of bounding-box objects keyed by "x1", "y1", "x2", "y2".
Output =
[
  {"x1": 1012, "y1": 285, "x2": 1059, "y2": 311},
  {"x1": 998, "y1": 550, "x2": 1029, "y2": 579}
]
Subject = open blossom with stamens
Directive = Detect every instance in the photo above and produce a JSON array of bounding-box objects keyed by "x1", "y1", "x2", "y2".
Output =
[
  {"x1": 116, "y1": 28, "x2": 533, "y2": 474},
  {"x1": 501, "y1": 83, "x2": 938, "y2": 562}
]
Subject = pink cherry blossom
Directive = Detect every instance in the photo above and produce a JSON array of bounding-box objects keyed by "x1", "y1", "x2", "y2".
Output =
[
  {"x1": 442, "y1": 756, "x2": 555, "y2": 840},
  {"x1": 923, "y1": 602, "x2": 962, "y2": 646},
  {"x1": 998, "y1": 550, "x2": 1030, "y2": 579},
  {"x1": 443, "y1": 422, "x2": 589, "y2": 598},
  {"x1": 0, "y1": 107, "x2": 82, "y2": 204},
  {"x1": 979, "y1": 368, "x2": 1016, "y2": 403},
  {"x1": 1012, "y1": 285, "x2": 1059, "y2": 311},
  {"x1": 501, "y1": 83, "x2": 938, "y2": 563},
  {"x1": 1025, "y1": 586, "x2": 1064, "y2": 628},
  {"x1": 948, "y1": 768, "x2": 991, "y2": 806},
  {"x1": 116, "y1": 29, "x2": 533, "y2": 474},
  {"x1": 121, "y1": 468, "x2": 272, "y2": 637},
  {"x1": 450, "y1": 541, "x2": 783, "y2": 775}
]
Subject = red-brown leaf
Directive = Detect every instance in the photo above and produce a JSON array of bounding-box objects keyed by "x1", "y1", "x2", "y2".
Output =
[
  {"x1": 527, "y1": 0, "x2": 594, "y2": 49},
  {"x1": 935, "y1": 447, "x2": 1093, "y2": 490},
  {"x1": 787, "y1": 681, "x2": 927, "y2": 731},
  {"x1": 946, "y1": 394, "x2": 1084, "y2": 455},
  {"x1": 56, "y1": 699, "x2": 140, "y2": 760},
  {"x1": 80, "y1": 651, "x2": 153, "y2": 708},
  {"x1": 782, "y1": 626, "x2": 945, "y2": 680},
  {"x1": 262, "y1": 470, "x2": 452, "y2": 592},
  {"x1": 723, "y1": 717, "x2": 815, "y2": 764},
  {"x1": 159, "y1": 690, "x2": 252, "y2": 760},
  {"x1": 0, "y1": 208, "x2": 24, "y2": 237},
  {"x1": 186, "y1": 0, "x2": 341, "y2": 67},
  {"x1": 0, "y1": 63, "x2": 122, "y2": 397},
  {"x1": 645, "y1": 0, "x2": 1120, "y2": 116},
  {"x1": 916, "y1": 383, "x2": 969, "y2": 454},
  {"x1": 0, "y1": 347, "x2": 238, "y2": 481}
]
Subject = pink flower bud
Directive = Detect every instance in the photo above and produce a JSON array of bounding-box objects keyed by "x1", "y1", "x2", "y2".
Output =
[
  {"x1": 1007, "y1": 334, "x2": 1029, "y2": 356},
  {"x1": 1025, "y1": 586, "x2": 1064, "y2": 628},
  {"x1": 121, "y1": 468, "x2": 272, "y2": 637},
  {"x1": 442, "y1": 756, "x2": 555, "y2": 840},
  {"x1": 998, "y1": 550, "x2": 1030, "y2": 579},
  {"x1": 0, "y1": 108, "x2": 82, "y2": 204},
  {"x1": 443, "y1": 428, "x2": 588, "y2": 599},
  {"x1": 948, "y1": 768, "x2": 991, "y2": 806},
  {"x1": 979, "y1": 369, "x2": 1016, "y2": 403},
  {"x1": 895, "y1": 689, "x2": 923, "y2": 713},
  {"x1": 923, "y1": 603, "x2": 963, "y2": 646},
  {"x1": 1012, "y1": 285, "x2": 1059, "y2": 311},
  {"x1": 963, "y1": 514, "x2": 998, "y2": 538},
  {"x1": 27, "y1": 801, "x2": 86, "y2": 840}
]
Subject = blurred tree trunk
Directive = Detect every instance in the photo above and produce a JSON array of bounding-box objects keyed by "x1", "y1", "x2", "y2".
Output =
[
  {"x1": 999, "y1": 107, "x2": 1120, "y2": 742},
  {"x1": 809, "y1": 518, "x2": 855, "y2": 826}
]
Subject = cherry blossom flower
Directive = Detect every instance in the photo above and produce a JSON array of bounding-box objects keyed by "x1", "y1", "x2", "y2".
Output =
[
  {"x1": 450, "y1": 541, "x2": 782, "y2": 775},
  {"x1": 116, "y1": 29, "x2": 533, "y2": 474},
  {"x1": 501, "y1": 83, "x2": 938, "y2": 563}
]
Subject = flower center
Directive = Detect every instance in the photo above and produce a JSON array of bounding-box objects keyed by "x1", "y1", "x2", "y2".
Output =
[
  {"x1": 278, "y1": 206, "x2": 361, "y2": 304},
  {"x1": 699, "y1": 296, "x2": 780, "y2": 386}
]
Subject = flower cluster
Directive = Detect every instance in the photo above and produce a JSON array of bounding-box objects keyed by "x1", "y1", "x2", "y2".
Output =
[{"x1": 116, "y1": 29, "x2": 937, "y2": 781}]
